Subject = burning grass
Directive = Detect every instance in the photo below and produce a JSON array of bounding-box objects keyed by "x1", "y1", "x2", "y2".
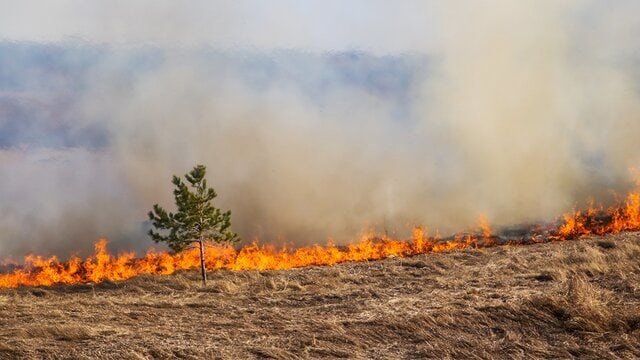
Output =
[
  {"x1": 0, "y1": 232, "x2": 638, "y2": 358},
  {"x1": 1, "y1": 184, "x2": 639, "y2": 289},
  {"x1": 0, "y1": 182, "x2": 639, "y2": 357}
]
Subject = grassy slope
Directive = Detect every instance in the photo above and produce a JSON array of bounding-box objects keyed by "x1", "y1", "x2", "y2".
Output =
[{"x1": 0, "y1": 233, "x2": 639, "y2": 359}]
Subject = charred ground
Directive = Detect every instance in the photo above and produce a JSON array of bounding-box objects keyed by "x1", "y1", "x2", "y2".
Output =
[{"x1": 0, "y1": 232, "x2": 639, "y2": 359}]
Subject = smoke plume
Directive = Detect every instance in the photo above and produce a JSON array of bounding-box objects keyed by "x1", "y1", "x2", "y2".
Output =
[{"x1": 1, "y1": 1, "x2": 640, "y2": 257}]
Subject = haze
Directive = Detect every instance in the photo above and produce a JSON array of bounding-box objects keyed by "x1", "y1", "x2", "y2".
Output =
[{"x1": 1, "y1": 1, "x2": 639, "y2": 257}]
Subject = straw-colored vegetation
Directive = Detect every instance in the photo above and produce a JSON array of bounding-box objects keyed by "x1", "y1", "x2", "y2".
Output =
[{"x1": 0, "y1": 233, "x2": 639, "y2": 359}]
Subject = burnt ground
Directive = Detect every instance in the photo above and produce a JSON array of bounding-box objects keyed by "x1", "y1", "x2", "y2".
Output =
[{"x1": 0, "y1": 233, "x2": 639, "y2": 359}]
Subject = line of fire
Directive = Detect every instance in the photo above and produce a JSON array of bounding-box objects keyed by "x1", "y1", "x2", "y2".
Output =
[{"x1": 1, "y1": 186, "x2": 638, "y2": 289}]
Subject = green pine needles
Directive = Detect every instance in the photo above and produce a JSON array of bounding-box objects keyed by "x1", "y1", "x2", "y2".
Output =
[{"x1": 148, "y1": 164, "x2": 239, "y2": 252}]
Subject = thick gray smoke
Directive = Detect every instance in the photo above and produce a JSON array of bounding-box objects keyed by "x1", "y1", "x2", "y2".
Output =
[{"x1": 1, "y1": 1, "x2": 640, "y2": 257}]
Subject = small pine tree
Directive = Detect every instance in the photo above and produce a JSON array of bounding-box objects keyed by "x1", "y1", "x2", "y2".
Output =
[{"x1": 148, "y1": 164, "x2": 239, "y2": 284}]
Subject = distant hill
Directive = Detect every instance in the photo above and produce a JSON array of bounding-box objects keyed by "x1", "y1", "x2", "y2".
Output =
[{"x1": 0, "y1": 42, "x2": 426, "y2": 149}]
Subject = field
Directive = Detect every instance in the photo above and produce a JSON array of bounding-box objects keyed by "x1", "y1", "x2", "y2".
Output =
[{"x1": 0, "y1": 233, "x2": 639, "y2": 359}]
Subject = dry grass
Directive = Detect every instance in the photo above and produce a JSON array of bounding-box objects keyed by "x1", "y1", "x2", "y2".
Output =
[{"x1": 1, "y1": 233, "x2": 639, "y2": 359}]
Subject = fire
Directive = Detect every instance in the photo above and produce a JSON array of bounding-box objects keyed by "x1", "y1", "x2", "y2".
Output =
[
  {"x1": 0, "y1": 229, "x2": 477, "y2": 288},
  {"x1": 1, "y1": 187, "x2": 639, "y2": 289},
  {"x1": 478, "y1": 214, "x2": 493, "y2": 239},
  {"x1": 555, "y1": 190, "x2": 640, "y2": 239}
]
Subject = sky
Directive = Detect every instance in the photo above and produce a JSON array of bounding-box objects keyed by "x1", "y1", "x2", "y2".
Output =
[
  {"x1": 0, "y1": 1, "x2": 438, "y2": 53},
  {"x1": 1, "y1": 1, "x2": 640, "y2": 258}
]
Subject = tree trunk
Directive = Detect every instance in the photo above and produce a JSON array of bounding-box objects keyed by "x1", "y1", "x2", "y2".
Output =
[{"x1": 198, "y1": 239, "x2": 207, "y2": 286}]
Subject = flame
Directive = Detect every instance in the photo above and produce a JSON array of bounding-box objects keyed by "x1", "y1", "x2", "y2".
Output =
[
  {"x1": 555, "y1": 190, "x2": 640, "y2": 239},
  {"x1": 478, "y1": 214, "x2": 493, "y2": 239},
  {"x1": 1, "y1": 186, "x2": 639, "y2": 289},
  {"x1": 0, "y1": 229, "x2": 476, "y2": 288}
]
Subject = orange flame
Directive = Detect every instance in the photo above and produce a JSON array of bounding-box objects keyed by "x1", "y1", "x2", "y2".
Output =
[
  {"x1": 1, "y1": 186, "x2": 640, "y2": 289},
  {"x1": 555, "y1": 190, "x2": 640, "y2": 239},
  {"x1": 478, "y1": 214, "x2": 492, "y2": 239},
  {"x1": 0, "y1": 230, "x2": 478, "y2": 288}
]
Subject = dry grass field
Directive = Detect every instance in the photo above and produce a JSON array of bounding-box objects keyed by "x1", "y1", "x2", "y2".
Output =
[{"x1": 0, "y1": 233, "x2": 639, "y2": 359}]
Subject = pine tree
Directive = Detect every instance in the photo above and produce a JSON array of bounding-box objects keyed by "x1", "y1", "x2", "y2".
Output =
[{"x1": 148, "y1": 164, "x2": 238, "y2": 285}]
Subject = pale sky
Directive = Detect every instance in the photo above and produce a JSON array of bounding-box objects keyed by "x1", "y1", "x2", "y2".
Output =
[{"x1": 0, "y1": 1, "x2": 438, "y2": 53}]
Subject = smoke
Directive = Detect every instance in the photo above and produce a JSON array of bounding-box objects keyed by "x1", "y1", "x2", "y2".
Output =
[
  {"x1": 1, "y1": 1, "x2": 640, "y2": 257},
  {"x1": 417, "y1": 0, "x2": 640, "y2": 228}
]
